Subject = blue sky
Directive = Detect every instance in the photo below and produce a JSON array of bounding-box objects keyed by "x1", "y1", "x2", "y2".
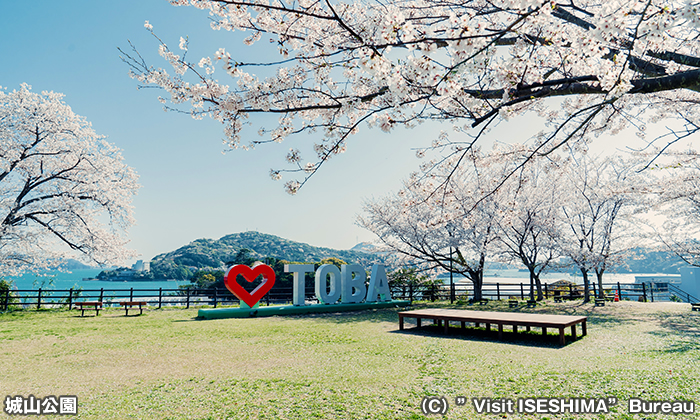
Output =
[
  {"x1": 0, "y1": 1, "x2": 450, "y2": 263},
  {"x1": 2, "y1": 1, "x2": 659, "y2": 267}
]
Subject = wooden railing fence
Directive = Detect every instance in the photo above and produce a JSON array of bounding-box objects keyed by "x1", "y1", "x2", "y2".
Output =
[{"x1": 1, "y1": 281, "x2": 696, "y2": 312}]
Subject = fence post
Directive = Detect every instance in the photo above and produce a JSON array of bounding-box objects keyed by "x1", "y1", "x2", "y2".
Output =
[
  {"x1": 3, "y1": 288, "x2": 8, "y2": 311},
  {"x1": 569, "y1": 284, "x2": 573, "y2": 299},
  {"x1": 520, "y1": 283, "x2": 524, "y2": 300},
  {"x1": 214, "y1": 288, "x2": 218, "y2": 308},
  {"x1": 496, "y1": 283, "x2": 500, "y2": 300},
  {"x1": 642, "y1": 283, "x2": 647, "y2": 302},
  {"x1": 266, "y1": 288, "x2": 271, "y2": 306},
  {"x1": 68, "y1": 288, "x2": 73, "y2": 310},
  {"x1": 130, "y1": 287, "x2": 134, "y2": 301},
  {"x1": 99, "y1": 288, "x2": 104, "y2": 305},
  {"x1": 650, "y1": 284, "x2": 654, "y2": 302},
  {"x1": 544, "y1": 283, "x2": 549, "y2": 299},
  {"x1": 451, "y1": 281, "x2": 455, "y2": 304},
  {"x1": 617, "y1": 282, "x2": 622, "y2": 300},
  {"x1": 186, "y1": 288, "x2": 191, "y2": 309},
  {"x1": 158, "y1": 288, "x2": 163, "y2": 309},
  {"x1": 37, "y1": 288, "x2": 42, "y2": 309},
  {"x1": 409, "y1": 283, "x2": 413, "y2": 304},
  {"x1": 592, "y1": 282, "x2": 597, "y2": 298}
]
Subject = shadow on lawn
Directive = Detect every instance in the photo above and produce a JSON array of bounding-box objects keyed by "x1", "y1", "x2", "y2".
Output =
[
  {"x1": 391, "y1": 324, "x2": 580, "y2": 348},
  {"x1": 281, "y1": 308, "x2": 402, "y2": 324},
  {"x1": 278, "y1": 301, "x2": 634, "y2": 330},
  {"x1": 178, "y1": 306, "x2": 406, "y2": 323},
  {"x1": 181, "y1": 301, "x2": 644, "y2": 333},
  {"x1": 645, "y1": 312, "x2": 700, "y2": 354}
]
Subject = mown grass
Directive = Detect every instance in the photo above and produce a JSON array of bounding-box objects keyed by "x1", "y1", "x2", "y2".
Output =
[{"x1": 1, "y1": 300, "x2": 699, "y2": 419}]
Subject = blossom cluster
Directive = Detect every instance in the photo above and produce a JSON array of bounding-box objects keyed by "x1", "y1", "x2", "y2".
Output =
[
  {"x1": 0, "y1": 84, "x2": 139, "y2": 274},
  {"x1": 127, "y1": 0, "x2": 700, "y2": 192}
]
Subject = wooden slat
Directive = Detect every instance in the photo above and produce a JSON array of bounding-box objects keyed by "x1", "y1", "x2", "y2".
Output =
[{"x1": 398, "y1": 309, "x2": 587, "y2": 346}]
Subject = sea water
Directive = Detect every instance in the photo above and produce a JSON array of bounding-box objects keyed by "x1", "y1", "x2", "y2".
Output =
[{"x1": 2, "y1": 269, "x2": 189, "y2": 299}]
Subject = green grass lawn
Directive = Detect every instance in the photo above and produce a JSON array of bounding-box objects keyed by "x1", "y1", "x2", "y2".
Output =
[{"x1": 2, "y1": 300, "x2": 699, "y2": 419}]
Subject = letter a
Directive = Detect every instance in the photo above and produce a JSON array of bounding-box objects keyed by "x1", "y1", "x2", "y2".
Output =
[{"x1": 366, "y1": 264, "x2": 391, "y2": 302}]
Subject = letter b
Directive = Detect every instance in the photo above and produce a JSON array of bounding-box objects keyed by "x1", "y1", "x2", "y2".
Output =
[{"x1": 341, "y1": 264, "x2": 366, "y2": 303}]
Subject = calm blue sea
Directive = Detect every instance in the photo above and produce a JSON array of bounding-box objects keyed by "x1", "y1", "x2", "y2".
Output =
[{"x1": 3, "y1": 269, "x2": 189, "y2": 297}]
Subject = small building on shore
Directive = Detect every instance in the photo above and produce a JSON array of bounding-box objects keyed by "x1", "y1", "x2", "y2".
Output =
[{"x1": 634, "y1": 267, "x2": 700, "y2": 302}]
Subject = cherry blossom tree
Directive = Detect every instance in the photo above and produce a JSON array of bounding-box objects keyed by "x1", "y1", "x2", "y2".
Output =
[
  {"x1": 557, "y1": 154, "x2": 645, "y2": 301},
  {"x1": 494, "y1": 152, "x2": 563, "y2": 301},
  {"x1": 648, "y1": 153, "x2": 700, "y2": 266},
  {"x1": 122, "y1": 0, "x2": 700, "y2": 193},
  {"x1": 0, "y1": 84, "x2": 139, "y2": 275},
  {"x1": 359, "y1": 148, "x2": 510, "y2": 300}
]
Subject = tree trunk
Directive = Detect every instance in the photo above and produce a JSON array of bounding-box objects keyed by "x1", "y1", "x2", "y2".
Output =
[
  {"x1": 534, "y1": 276, "x2": 544, "y2": 301},
  {"x1": 580, "y1": 267, "x2": 591, "y2": 303},
  {"x1": 464, "y1": 252, "x2": 486, "y2": 302},
  {"x1": 595, "y1": 268, "x2": 606, "y2": 299},
  {"x1": 470, "y1": 270, "x2": 484, "y2": 301},
  {"x1": 528, "y1": 269, "x2": 536, "y2": 301}
]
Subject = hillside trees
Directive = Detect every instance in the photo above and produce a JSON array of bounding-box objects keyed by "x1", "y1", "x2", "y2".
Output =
[
  {"x1": 124, "y1": 0, "x2": 700, "y2": 193},
  {"x1": 0, "y1": 84, "x2": 139, "y2": 274},
  {"x1": 556, "y1": 155, "x2": 644, "y2": 301}
]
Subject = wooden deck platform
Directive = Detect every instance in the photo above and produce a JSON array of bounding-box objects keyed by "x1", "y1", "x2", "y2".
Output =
[{"x1": 398, "y1": 309, "x2": 587, "y2": 346}]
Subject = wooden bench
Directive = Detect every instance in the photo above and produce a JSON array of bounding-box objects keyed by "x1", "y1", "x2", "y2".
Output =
[
  {"x1": 119, "y1": 301, "x2": 147, "y2": 316},
  {"x1": 508, "y1": 299, "x2": 518, "y2": 308},
  {"x1": 691, "y1": 303, "x2": 700, "y2": 312},
  {"x1": 75, "y1": 301, "x2": 102, "y2": 317},
  {"x1": 595, "y1": 298, "x2": 605, "y2": 307},
  {"x1": 398, "y1": 308, "x2": 587, "y2": 346}
]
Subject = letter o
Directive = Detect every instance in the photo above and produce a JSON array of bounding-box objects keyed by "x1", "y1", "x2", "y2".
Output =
[{"x1": 315, "y1": 264, "x2": 341, "y2": 304}]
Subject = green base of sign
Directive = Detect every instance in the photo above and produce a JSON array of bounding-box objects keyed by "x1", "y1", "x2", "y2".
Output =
[{"x1": 197, "y1": 300, "x2": 411, "y2": 319}]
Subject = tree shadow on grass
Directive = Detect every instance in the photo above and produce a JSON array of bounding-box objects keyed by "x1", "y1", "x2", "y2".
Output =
[
  {"x1": 284, "y1": 308, "x2": 403, "y2": 323},
  {"x1": 647, "y1": 337, "x2": 700, "y2": 354},
  {"x1": 184, "y1": 301, "x2": 643, "y2": 334},
  {"x1": 391, "y1": 323, "x2": 582, "y2": 348},
  {"x1": 179, "y1": 306, "x2": 406, "y2": 323},
  {"x1": 644, "y1": 313, "x2": 700, "y2": 354},
  {"x1": 284, "y1": 303, "x2": 636, "y2": 333}
]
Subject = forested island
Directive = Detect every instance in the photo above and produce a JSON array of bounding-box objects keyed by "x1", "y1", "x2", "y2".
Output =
[{"x1": 97, "y1": 231, "x2": 380, "y2": 282}]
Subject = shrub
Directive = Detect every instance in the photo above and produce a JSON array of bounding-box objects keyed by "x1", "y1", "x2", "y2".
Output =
[{"x1": 0, "y1": 279, "x2": 17, "y2": 310}]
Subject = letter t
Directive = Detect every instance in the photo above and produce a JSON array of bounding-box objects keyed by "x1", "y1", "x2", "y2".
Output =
[{"x1": 285, "y1": 264, "x2": 314, "y2": 306}]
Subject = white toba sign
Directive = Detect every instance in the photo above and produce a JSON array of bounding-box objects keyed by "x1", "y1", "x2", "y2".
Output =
[{"x1": 284, "y1": 263, "x2": 392, "y2": 306}]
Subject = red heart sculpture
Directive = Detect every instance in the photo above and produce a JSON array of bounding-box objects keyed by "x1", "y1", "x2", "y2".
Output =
[{"x1": 224, "y1": 264, "x2": 276, "y2": 308}]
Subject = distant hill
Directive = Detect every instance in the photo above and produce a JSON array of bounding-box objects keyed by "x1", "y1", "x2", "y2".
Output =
[
  {"x1": 149, "y1": 231, "x2": 381, "y2": 280},
  {"x1": 58, "y1": 259, "x2": 95, "y2": 270},
  {"x1": 351, "y1": 242, "x2": 382, "y2": 253},
  {"x1": 616, "y1": 248, "x2": 687, "y2": 274}
]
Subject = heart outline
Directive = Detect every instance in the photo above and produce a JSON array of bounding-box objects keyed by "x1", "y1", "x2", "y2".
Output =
[{"x1": 224, "y1": 264, "x2": 276, "y2": 308}]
